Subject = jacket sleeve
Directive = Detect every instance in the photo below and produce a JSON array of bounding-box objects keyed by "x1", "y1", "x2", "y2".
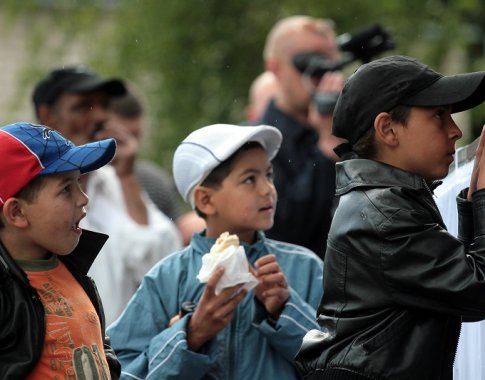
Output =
[
  {"x1": 103, "y1": 336, "x2": 121, "y2": 380},
  {"x1": 252, "y1": 290, "x2": 321, "y2": 362},
  {"x1": 456, "y1": 188, "x2": 474, "y2": 245},
  {"x1": 383, "y1": 188, "x2": 485, "y2": 318},
  {"x1": 107, "y1": 267, "x2": 216, "y2": 380},
  {"x1": 251, "y1": 258, "x2": 322, "y2": 361}
]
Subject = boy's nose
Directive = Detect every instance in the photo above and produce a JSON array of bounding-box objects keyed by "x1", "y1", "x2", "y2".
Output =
[
  {"x1": 450, "y1": 120, "x2": 463, "y2": 140},
  {"x1": 77, "y1": 187, "x2": 89, "y2": 207},
  {"x1": 261, "y1": 179, "x2": 276, "y2": 196}
]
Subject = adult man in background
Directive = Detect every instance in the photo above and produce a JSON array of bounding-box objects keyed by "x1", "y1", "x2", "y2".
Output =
[
  {"x1": 245, "y1": 71, "x2": 279, "y2": 123},
  {"x1": 108, "y1": 90, "x2": 205, "y2": 245},
  {"x1": 32, "y1": 66, "x2": 182, "y2": 324},
  {"x1": 259, "y1": 16, "x2": 346, "y2": 258}
]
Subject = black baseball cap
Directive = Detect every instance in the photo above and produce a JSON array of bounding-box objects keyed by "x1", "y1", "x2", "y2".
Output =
[
  {"x1": 32, "y1": 66, "x2": 127, "y2": 112},
  {"x1": 333, "y1": 55, "x2": 485, "y2": 146}
]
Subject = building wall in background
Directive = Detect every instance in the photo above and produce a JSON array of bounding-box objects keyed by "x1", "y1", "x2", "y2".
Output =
[
  {"x1": 0, "y1": 13, "x2": 87, "y2": 125},
  {"x1": 0, "y1": 16, "x2": 31, "y2": 124}
]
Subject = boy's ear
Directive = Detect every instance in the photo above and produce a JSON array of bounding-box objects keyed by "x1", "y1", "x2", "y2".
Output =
[
  {"x1": 2, "y1": 198, "x2": 29, "y2": 228},
  {"x1": 374, "y1": 112, "x2": 399, "y2": 148},
  {"x1": 193, "y1": 186, "x2": 216, "y2": 216}
]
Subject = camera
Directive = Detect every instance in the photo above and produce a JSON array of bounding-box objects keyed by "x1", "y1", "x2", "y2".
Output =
[{"x1": 293, "y1": 24, "x2": 395, "y2": 114}]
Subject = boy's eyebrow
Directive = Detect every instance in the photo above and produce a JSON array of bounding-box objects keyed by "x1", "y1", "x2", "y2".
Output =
[
  {"x1": 237, "y1": 163, "x2": 273, "y2": 176},
  {"x1": 57, "y1": 177, "x2": 73, "y2": 187},
  {"x1": 238, "y1": 168, "x2": 259, "y2": 176},
  {"x1": 55, "y1": 172, "x2": 79, "y2": 185}
]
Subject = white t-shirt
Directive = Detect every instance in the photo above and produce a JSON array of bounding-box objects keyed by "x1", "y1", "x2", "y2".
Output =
[
  {"x1": 435, "y1": 153, "x2": 485, "y2": 380},
  {"x1": 81, "y1": 165, "x2": 182, "y2": 325}
]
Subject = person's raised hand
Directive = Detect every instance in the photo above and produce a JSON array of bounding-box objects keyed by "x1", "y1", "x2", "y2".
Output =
[
  {"x1": 186, "y1": 267, "x2": 247, "y2": 351},
  {"x1": 251, "y1": 254, "x2": 289, "y2": 320},
  {"x1": 95, "y1": 121, "x2": 139, "y2": 178},
  {"x1": 469, "y1": 125, "x2": 485, "y2": 200},
  {"x1": 308, "y1": 71, "x2": 346, "y2": 161}
]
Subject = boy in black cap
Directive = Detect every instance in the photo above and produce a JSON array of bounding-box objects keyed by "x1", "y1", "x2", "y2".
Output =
[
  {"x1": 0, "y1": 122, "x2": 119, "y2": 379},
  {"x1": 295, "y1": 55, "x2": 485, "y2": 379}
]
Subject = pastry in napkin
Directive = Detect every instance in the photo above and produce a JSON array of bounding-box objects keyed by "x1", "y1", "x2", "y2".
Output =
[{"x1": 197, "y1": 232, "x2": 258, "y2": 294}]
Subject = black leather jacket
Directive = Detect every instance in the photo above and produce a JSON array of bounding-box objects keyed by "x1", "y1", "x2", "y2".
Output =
[
  {"x1": 0, "y1": 229, "x2": 121, "y2": 379},
  {"x1": 296, "y1": 159, "x2": 485, "y2": 380}
]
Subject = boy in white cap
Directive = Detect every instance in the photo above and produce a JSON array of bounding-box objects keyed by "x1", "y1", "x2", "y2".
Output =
[
  {"x1": 295, "y1": 55, "x2": 485, "y2": 379},
  {"x1": 0, "y1": 122, "x2": 120, "y2": 379},
  {"x1": 108, "y1": 124, "x2": 324, "y2": 379}
]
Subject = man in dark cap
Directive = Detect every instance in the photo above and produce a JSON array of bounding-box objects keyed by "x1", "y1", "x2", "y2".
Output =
[
  {"x1": 33, "y1": 66, "x2": 126, "y2": 145},
  {"x1": 32, "y1": 66, "x2": 182, "y2": 324}
]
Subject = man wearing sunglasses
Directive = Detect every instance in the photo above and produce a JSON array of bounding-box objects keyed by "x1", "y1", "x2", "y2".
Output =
[{"x1": 258, "y1": 15, "x2": 346, "y2": 259}]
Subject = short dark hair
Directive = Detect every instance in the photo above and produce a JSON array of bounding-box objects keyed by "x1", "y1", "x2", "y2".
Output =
[
  {"x1": 0, "y1": 176, "x2": 47, "y2": 229},
  {"x1": 109, "y1": 92, "x2": 144, "y2": 119},
  {"x1": 352, "y1": 104, "x2": 411, "y2": 159},
  {"x1": 352, "y1": 126, "x2": 376, "y2": 159},
  {"x1": 194, "y1": 141, "x2": 263, "y2": 218},
  {"x1": 15, "y1": 175, "x2": 48, "y2": 203}
]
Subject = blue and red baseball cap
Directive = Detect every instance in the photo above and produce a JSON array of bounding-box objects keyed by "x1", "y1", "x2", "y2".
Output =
[{"x1": 0, "y1": 122, "x2": 116, "y2": 205}]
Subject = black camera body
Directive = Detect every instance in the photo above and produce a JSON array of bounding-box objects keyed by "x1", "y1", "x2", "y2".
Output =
[{"x1": 293, "y1": 24, "x2": 395, "y2": 114}]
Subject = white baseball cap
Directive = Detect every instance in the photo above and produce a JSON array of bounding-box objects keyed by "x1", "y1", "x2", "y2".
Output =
[{"x1": 173, "y1": 123, "x2": 282, "y2": 205}]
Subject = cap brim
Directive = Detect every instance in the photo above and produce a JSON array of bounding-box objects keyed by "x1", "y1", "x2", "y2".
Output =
[
  {"x1": 238, "y1": 126, "x2": 282, "y2": 161},
  {"x1": 69, "y1": 77, "x2": 127, "y2": 97},
  {"x1": 401, "y1": 71, "x2": 485, "y2": 113},
  {"x1": 175, "y1": 124, "x2": 282, "y2": 204},
  {"x1": 41, "y1": 138, "x2": 117, "y2": 175},
  {"x1": 192, "y1": 124, "x2": 282, "y2": 202}
]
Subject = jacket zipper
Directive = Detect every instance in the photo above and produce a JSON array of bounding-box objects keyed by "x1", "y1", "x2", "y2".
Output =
[
  {"x1": 228, "y1": 309, "x2": 238, "y2": 378},
  {"x1": 422, "y1": 179, "x2": 446, "y2": 226}
]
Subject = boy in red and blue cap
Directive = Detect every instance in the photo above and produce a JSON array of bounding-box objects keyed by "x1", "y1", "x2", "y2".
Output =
[{"x1": 0, "y1": 122, "x2": 120, "y2": 379}]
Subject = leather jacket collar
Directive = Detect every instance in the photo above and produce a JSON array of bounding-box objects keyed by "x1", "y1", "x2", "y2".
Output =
[
  {"x1": 0, "y1": 229, "x2": 108, "y2": 282},
  {"x1": 336, "y1": 159, "x2": 442, "y2": 196},
  {"x1": 61, "y1": 229, "x2": 108, "y2": 274}
]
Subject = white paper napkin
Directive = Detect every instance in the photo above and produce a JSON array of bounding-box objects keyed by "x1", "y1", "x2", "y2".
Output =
[{"x1": 197, "y1": 245, "x2": 258, "y2": 294}]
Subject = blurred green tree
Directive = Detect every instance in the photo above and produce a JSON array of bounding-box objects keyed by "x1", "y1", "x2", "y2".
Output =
[{"x1": 3, "y1": 0, "x2": 485, "y2": 168}]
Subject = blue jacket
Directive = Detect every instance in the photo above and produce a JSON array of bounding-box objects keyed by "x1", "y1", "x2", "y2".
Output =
[{"x1": 108, "y1": 231, "x2": 323, "y2": 380}]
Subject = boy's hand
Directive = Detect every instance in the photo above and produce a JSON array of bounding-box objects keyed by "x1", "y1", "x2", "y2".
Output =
[
  {"x1": 252, "y1": 254, "x2": 289, "y2": 320},
  {"x1": 186, "y1": 267, "x2": 247, "y2": 352},
  {"x1": 168, "y1": 314, "x2": 180, "y2": 327},
  {"x1": 469, "y1": 125, "x2": 485, "y2": 200}
]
